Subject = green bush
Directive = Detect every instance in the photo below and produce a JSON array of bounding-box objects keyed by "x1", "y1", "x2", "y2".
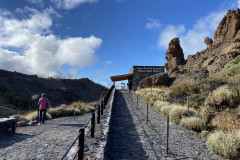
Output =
[
  {"x1": 221, "y1": 55, "x2": 240, "y2": 78},
  {"x1": 206, "y1": 131, "x2": 240, "y2": 159},
  {"x1": 180, "y1": 116, "x2": 205, "y2": 132}
]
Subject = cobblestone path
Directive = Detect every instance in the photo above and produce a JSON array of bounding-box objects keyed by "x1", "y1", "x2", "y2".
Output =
[{"x1": 106, "y1": 91, "x2": 222, "y2": 160}]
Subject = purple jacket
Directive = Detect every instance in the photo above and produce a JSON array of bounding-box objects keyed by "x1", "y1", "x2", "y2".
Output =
[{"x1": 38, "y1": 97, "x2": 50, "y2": 110}]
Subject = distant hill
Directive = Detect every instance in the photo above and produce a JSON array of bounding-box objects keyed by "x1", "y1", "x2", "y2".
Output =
[{"x1": 0, "y1": 69, "x2": 108, "y2": 117}]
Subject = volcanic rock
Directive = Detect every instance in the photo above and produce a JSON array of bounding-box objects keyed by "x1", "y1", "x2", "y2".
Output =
[
  {"x1": 214, "y1": 9, "x2": 240, "y2": 45},
  {"x1": 167, "y1": 9, "x2": 240, "y2": 82},
  {"x1": 204, "y1": 37, "x2": 213, "y2": 48},
  {"x1": 165, "y1": 38, "x2": 186, "y2": 74}
]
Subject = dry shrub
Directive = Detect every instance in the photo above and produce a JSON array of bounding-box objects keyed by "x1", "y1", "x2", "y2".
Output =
[
  {"x1": 180, "y1": 116, "x2": 205, "y2": 132},
  {"x1": 205, "y1": 85, "x2": 234, "y2": 111},
  {"x1": 48, "y1": 105, "x2": 81, "y2": 118},
  {"x1": 171, "y1": 80, "x2": 199, "y2": 98},
  {"x1": 200, "y1": 106, "x2": 213, "y2": 123},
  {"x1": 10, "y1": 114, "x2": 27, "y2": 122},
  {"x1": 153, "y1": 101, "x2": 170, "y2": 111},
  {"x1": 201, "y1": 130, "x2": 209, "y2": 139},
  {"x1": 169, "y1": 106, "x2": 188, "y2": 124},
  {"x1": 160, "y1": 104, "x2": 178, "y2": 115},
  {"x1": 25, "y1": 111, "x2": 52, "y2": 121},
  {"x1": 209, "y1": 111, "x2": 240, "y2": 131},
  {"x1": 169, "y1": 106, "x2": 198, "y2": 124},
  {"x1": 206, "y1": 131, "x2": 240, "y2": 159}
]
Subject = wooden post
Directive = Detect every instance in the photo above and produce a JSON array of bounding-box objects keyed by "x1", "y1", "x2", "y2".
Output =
[
  {"x1": 101, "y1": 101, "x2": 103, "y2": 115},
  {"x1": 97, "y1": 105, "x2": 100, "y2": 124},
  {"x1": 147, "y1": 103, "x2": 148, "y2": 125},
  {"x1": 78, "y1": 128, "x2": 84, "y2": 160},
  {"x1": 103, "y1": 97, "x2": 106, "y2": 109},
  {"x1": 131, "y1": 90, "x2": 132, "y2": 101},
  {"x1": 187, "y1": 96, "x2": 189, "y2": 116},
  {"x1": 91, "y1": 113, "x2": 95, "y2": 138},
  {"x1": 151, "y1": 87, "x2": 152, "y2": 97},
  {"x1": 166, "y1": 115, "x2": 169, "y2": 154},
  {"x1": 84, "y1": 104, "x2": 86, "y2": 114},
  {"x1": 137, "y1": 95, "x2": 138, "y2": 108},
  {"x1": 74, "y1": 105, "x2": 76, "y2": 121}
]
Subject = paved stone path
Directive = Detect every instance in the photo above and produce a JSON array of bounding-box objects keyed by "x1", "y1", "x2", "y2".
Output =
[
  {"x1": 0, "y1": 89, "x2": 115, "y2": 160},
  {"x1": 0, "y1": 115, "x2": 93, "y2": 160},
  {"x1": 106, "y1": 91, "x2": 223, "y2": 160}
]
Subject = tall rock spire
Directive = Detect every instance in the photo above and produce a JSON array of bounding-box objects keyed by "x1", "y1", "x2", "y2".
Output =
[{"x1": 165, "y1": 38, "x2": 186, "y2": 74}]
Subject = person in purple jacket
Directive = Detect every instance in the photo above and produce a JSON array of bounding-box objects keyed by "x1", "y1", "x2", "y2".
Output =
[{"x1": 38, "y1": 93, "x2": 50, "y2": 125}]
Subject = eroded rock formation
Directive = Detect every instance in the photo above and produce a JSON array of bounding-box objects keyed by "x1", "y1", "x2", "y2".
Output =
[
  {"x1": 214, "y1": 9, "x2": 240, "y2": 45},
  {"x1": 165, "y1": 38, "x2": 186, "y2": 74},
  {"x1": 204, "y1": 37, "x2": 213, "y2": 48},
  {"x1": 165, "y1": 9, "x2": 240, "y2": 83}
]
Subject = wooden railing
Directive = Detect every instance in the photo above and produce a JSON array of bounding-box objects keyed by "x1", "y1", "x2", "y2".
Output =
[{"x1": 61, "y1": 85, "x2": 114, "y2": 160}]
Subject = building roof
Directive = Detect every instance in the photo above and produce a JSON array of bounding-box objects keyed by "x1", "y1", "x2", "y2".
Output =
[{"x1": 110, "y1": 73, "x2": 133, "y2": 82}]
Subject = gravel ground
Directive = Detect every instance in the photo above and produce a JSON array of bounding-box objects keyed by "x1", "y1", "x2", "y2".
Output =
[{"x1": 105, "y1": 90, "x2": 223, "y2": 160}]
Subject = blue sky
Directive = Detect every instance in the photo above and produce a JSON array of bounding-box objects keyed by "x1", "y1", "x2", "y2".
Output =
[{"x1": 0, "y1": 0, "x2": 239, "y2": 87}]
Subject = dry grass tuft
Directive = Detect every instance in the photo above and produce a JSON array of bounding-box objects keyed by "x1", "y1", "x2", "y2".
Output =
[
  {"x1": 169, "y1": 105, "x2": 198, "y2": 124},
  {"x1": 205, "y1": 85, "x2": 234, "y2": 109},
  {"x1": 180, "y1": 116, "x2": 205, "y2": 132},
  {"x1": 10, "y1": 114, "x2": 27, "y2": 122},
  {"x1": 153, "y1": 100, "x2": 170, "y2": 111},
  {"x1": 160, "y1": 104, "x2": 178, "y2": 115},
  {"x1": 10, "y1": 101, "x2": 97, "y2": 122},
  {"x1": 206, "y1": 131, "x2": 240, "y2": 159}
]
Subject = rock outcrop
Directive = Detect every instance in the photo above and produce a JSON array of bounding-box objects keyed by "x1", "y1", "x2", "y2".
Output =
[
  {"x1": 138, "y1": 73, "x2": 169, "y2": 89},
  {"x1": 204, "y1": 37, "x2": 213, "y2": 48},
  {"x1": 165, "y1": 9, "x2": 240, "y2": 82},
  {"x1": 165, "y1": 38, "x2": 186, "y2": 74},
  {"x1": 214, "y1": 9, "x2": 240, "y2": 45}
]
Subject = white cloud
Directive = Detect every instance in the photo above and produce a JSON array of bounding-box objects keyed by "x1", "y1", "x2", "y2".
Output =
[
  {"x1": 158, "y1": 25, "x2": 185, "y2": 49},
  {"x1": 27, "y1": 0, "x2": 44, "y2": 6},
  {"x1": 158, "y1": 10, "x2": 226, "y2": 57},
  {"x1": 146, "y1": 18, "x2": 161, "y2": 30},
  {"x1": 0, "y1": 8, "x2": 102, "y2": 78},
  {"x1": 51, "y1": 0, "x2": 98, "y2": 10}
]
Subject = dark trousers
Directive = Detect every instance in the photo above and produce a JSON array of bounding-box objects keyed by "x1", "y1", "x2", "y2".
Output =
[{"x1": 39, "y1": 109, "x2": 46, "y2": 124}]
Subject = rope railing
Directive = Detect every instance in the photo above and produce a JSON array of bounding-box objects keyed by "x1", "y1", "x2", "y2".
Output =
[{"x1": 61, "y1": 85, "x2": 114, "y2": 160}]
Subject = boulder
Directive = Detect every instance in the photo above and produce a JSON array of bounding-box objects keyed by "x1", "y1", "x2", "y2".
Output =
[
  {"x1": 165, "y1": 38, "x2": 186, "y2": 74},
  {"x1": 0, "y1": 118, "x2": 16, "y2": 134},
  {"x1": 138, "y1": 73, "x2": 169, "y2": 89}
]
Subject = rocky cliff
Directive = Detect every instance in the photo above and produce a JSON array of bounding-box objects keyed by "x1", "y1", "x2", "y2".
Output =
[{"x1": 165, "y1": 9, "x2": 240, "y2": 83}]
